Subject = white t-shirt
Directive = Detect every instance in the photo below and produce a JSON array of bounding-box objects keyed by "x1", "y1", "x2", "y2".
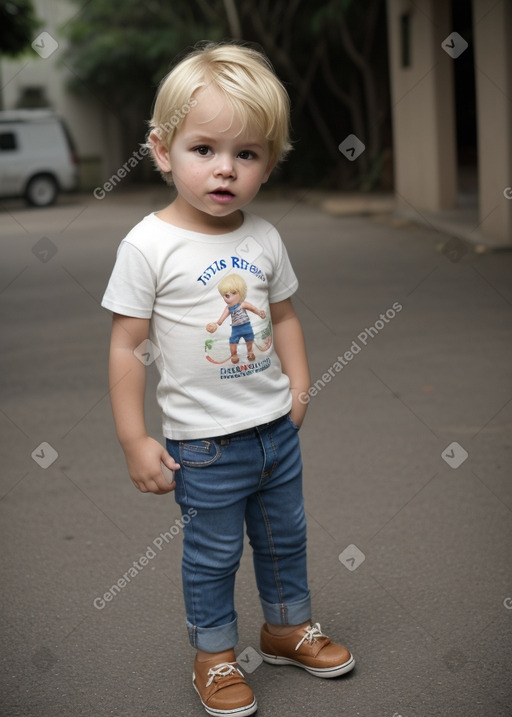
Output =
[{"x1": 101, "y1": 211, "x2": 298, "y2": 440}]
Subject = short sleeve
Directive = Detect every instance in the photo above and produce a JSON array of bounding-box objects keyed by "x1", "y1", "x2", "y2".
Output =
[
  {"x1": 101, "y1": 241, "x2": 156, "y2": 318},
  {"x1": 267, "y1": 230, "x2": 299, "y2": 304}
]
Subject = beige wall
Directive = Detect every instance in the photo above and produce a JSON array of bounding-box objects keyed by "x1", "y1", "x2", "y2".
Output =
[
  {"x1": 387, "y1": 0, "x2": 512, "y2": 245},
  {"x1": 472, "y1": 0, "x2": 512, "y2": 246},
  {"x1": 386, "y1": 0, "x2": 457, "y2": 213}
]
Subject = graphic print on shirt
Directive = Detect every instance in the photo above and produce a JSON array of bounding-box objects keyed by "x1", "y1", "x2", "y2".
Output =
[{"x1": 204, "y1": 273, "x2": 272, "y2": 368}]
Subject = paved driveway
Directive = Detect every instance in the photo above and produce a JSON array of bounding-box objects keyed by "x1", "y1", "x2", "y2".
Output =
[{"x1": 1, "y1": 189, "x2": 511, "y2": 716}]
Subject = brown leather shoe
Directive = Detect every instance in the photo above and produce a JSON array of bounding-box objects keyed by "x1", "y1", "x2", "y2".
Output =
[
  {"x1": 193, "y1": 654, "x2": 257, "y2": 716},
  {"x1": 260, "y1": 622, "x2": 355, "y2": 678}
]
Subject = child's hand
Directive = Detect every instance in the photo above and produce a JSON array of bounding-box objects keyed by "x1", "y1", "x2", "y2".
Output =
[
  {"x1": 290, "y1": 390, "x2": 308, "y2": 429},
  {"x1": 206, "y1": 322, "x2": 218, "y2": 333},
  {"x1": 123, "y1": 436, "x2": 180, "y2": 494},
  {"x1": 259, "y1": 310, "x2": 266, "y2": 318}
]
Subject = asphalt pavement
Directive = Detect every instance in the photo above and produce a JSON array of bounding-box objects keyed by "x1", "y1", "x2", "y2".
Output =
[{"x1": 1, "y1": 187, "x2": 511, "y2": 716}]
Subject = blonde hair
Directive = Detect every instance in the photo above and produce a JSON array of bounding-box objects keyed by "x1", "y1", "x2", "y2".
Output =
[
  {"x1": 217, "y1": 273, "x2": 247, "y2": 302},
  {"x1": 148, "y1": 42, "x2": 292, "y2": 184}
]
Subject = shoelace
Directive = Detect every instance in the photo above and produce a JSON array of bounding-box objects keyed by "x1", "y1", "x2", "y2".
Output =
[
  {"x1": 206, "y1": 662, "x2": 242, "y2": 687},
  {"x1": 295, "y1": 622, "x2": 327, "y2": 651}
]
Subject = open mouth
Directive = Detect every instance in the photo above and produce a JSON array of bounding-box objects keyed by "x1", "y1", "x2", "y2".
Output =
[{"x1": 209, "y1": 189, "x2": 235, "y2": 203}]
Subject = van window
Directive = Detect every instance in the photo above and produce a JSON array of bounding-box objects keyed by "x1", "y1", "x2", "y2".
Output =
[{"x1": 0, "y1": 132, "x2": 17, "y2": 151}]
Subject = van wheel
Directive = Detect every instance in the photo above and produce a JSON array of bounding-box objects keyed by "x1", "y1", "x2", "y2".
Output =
[{"x1": 25, "y1": 175, "x2": 59, "y2": 207}]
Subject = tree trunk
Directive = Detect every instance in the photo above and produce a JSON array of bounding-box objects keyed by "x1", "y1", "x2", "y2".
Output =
[
  {"x1": 247, "y1": 5, "x2": 339, "y2": 158},
  {"x1": 223, "y1": 0, "x2": 242, "y2": 38}
]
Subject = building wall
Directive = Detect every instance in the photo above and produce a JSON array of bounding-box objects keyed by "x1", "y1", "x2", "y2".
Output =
[
  {"x1": 0, "y1": 0, "x2": 124, "y2": 188},
  {"x1": 472, "y1": 0, "x2": 512, "y2": 246},
  {"x1": 387, "y1": 0, "x2": 512, "y2": 245},
  {"x1": 386, "y1": 0, "x2": 457, "y2": 213}
]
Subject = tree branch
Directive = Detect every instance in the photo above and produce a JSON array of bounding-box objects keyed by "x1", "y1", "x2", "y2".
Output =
[
  {"x1": 282, "y1": 0, "x2": 302, "y2": 55},
  {"x1": 194, "y1": 0, "x2": 221, "y2": 25},
  {"x1": 295, "y1": 38, "x2": 324, "y2": 114},
  {"x1": 223, "y1": 0, "x2": 242, "y2": 38},
  {"x1": 248, "y1": 4, "x2": 339, "y2": 156},
  {"x1": 363, "y1": 0, "x2": 381, "y2": 60},
  {"x1": 339, "y1": 8, "x2": 380, "y2": 160},
  {"x1": 338, "y1": 11, "x2": 366, "y2": 73}
]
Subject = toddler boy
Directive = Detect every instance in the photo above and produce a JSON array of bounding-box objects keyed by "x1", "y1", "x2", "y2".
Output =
[{"x1": 102, "y1": 42, "x2": 354, "y2": 716}]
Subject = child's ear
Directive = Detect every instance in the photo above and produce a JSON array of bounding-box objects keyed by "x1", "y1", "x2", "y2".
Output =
[
  {"x1": 262, "y1": 157, "x2": 277, "y2": 184},
  {"x1": 149, "y1": 131, "x2": 172, "y2": 173}
]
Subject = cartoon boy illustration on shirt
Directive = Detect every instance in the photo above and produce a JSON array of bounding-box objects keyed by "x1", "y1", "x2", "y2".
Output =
[{"x1": 206, "y1": 274, "x2": 266, "y2": 364}]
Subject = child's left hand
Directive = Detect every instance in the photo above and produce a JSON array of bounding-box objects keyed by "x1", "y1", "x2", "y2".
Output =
[{"x1": 290, "y1": 397, "x2": 307, "y2": 429}]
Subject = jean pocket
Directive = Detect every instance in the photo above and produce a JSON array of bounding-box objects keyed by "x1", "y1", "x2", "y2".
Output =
[
  {"x1": 179, "y1": 439, "x2": 222, "y2": 467},
  {"x1": 286, "y1": 414, "x2": 301, "y2": 431}
]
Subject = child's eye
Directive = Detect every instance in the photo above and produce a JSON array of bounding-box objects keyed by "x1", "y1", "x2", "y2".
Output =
[
  {"x1": 238, "y1": 150, "x2": 256, "y2": 160},
  {"x1": 193, "y1": 146, "x2": 211, "y2": 156}
]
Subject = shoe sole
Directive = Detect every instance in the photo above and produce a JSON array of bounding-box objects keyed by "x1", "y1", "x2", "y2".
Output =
[
  {"x1": 260, "y1": 651, "x2": 355, "y2": 678},
  {"x1": 192, "y1": 675, "x2": 258, "y2": 716}
]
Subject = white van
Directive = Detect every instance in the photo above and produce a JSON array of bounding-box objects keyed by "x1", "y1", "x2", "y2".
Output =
[{"x1": 0, "y1": 109, "x2": 78, "y2": 207}]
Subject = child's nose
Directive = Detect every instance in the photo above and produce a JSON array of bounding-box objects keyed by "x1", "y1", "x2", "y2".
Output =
[{"x1": 214, "y1": 154, "x2": 235, "y2": 177}]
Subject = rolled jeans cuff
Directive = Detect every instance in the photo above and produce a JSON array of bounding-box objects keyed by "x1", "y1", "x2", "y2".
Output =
[
  {"x1": 187, "y1": 615, "x2": 239, "y2": 652},
  {"x1": 260, "y1": 592, "x2": 311, "y2": 626}
]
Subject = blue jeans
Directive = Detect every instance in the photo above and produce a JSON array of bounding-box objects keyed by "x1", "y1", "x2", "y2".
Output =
[{"x1": 166, "y1": 414, "x2": 311, "y2": 652}]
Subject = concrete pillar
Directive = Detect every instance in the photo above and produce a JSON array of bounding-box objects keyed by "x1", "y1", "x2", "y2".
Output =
[
  {"x1": 387, "y1": 0, "x2": 457, "y2": 212},
  {"x1": 472, "y1": 0, "x2": 512, "y2": 246}
]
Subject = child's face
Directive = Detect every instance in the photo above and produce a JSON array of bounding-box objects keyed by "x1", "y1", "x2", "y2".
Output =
[
  {"x1": 222, "y1": 290, "x2": 240, "y2": 306},
  {"x1": 152, "y1": 85, "x2": 275, "y2": 230}
]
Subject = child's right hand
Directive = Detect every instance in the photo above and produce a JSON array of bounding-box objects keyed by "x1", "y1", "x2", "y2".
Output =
[{"x1": 123, "y1": 436, "x2": 180, "y2": 494}]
